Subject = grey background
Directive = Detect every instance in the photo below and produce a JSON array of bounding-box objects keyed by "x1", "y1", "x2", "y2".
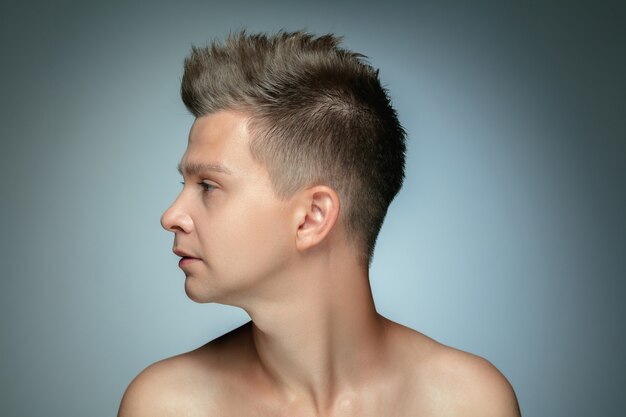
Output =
[{"x1": 1, "y1": 1, "x2": 624, "y2": 416}]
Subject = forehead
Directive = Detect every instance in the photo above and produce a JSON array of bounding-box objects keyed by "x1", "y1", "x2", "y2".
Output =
[{"x1": 180, "y1": 111, "x2": 257, "y2": 176}]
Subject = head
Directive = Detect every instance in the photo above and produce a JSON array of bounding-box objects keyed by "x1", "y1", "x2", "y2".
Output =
[{"x1": 178, "y1": 30, "x2": 406, "y2": 267}]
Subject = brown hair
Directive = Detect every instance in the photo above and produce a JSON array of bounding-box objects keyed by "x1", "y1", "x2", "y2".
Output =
[{"x1": 181, "y1": 30, "x2": 406, "y2": 265}]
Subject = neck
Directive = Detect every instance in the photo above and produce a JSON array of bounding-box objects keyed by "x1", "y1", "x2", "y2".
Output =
[{"x1": 240, "y1": 247, "x2": 387, "y2": 410}]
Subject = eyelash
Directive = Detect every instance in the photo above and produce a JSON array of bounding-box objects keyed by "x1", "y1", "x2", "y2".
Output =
[
  {"x1": 199, "y1": 182, "x2": 215, "y2": 192},
  {"x1": 180, "y1": 181, "x2": 215, "y2": 193}
]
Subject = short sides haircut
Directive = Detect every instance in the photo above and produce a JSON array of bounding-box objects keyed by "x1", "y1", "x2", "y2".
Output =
[{"x1": 181, "y1": 30, "x2": 406, "y2": 265}]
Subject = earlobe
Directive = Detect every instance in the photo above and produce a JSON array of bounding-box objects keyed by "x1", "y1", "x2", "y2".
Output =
[{"x1": 295, "y1": 186, "x2": 340, "y2": 252}]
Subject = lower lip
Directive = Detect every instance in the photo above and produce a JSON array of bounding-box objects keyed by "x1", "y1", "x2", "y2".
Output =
[{"x1": 179, "y1": 257, "x2": 201, "y2": 268}]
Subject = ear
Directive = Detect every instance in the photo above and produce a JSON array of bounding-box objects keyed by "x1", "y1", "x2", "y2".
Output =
[{"x1": 294, "y1": 185, "x2": 340, "y2": 252}]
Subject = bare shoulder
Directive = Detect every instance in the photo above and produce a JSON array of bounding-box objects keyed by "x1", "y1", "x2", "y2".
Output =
[
  {"x1": 117, "y1": 322, "x2": 255, "y2": 417},
  {"x1": 388, "y1": 320, "x2": 521, "y2": 417},
  {"x1": 420, "y1": 345, "x2": 521, "y2": 416},
  {"x1": 117, "y1": 351, "x2": 211, "y2": 417}
]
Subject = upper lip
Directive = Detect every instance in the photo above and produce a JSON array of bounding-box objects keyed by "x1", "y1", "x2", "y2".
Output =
[{"x1": 173, "y1": 248, "x2": 199, "y2": 259}]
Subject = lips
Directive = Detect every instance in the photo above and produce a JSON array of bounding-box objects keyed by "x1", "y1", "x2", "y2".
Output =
[
  {"x1": 173, "y1": 248, "x2": 202, "y2": 269},
  {"x1": 173, "y1": 248, "x2": 200, "y2": 259}
]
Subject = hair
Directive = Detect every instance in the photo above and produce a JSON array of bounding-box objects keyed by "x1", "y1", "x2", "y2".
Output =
[{"x1": 181, "y1": 30, "x2": 406, "y2": 265}]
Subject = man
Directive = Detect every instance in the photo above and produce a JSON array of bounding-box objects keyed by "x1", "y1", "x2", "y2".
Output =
[{"x1": 118, "y1": 31, "x2": 521, "y2": 416}]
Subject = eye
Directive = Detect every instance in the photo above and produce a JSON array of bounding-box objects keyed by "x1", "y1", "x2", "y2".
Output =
[
  {"x1": 198, "y1": 181, "x2": 216, "y2": 192},
  {"x1": 179, "y1": 180, "x2": 216, "y2": 194}
]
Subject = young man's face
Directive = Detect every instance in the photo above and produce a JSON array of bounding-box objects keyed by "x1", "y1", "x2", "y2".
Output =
[{"x1": 161, "y1": 111, "x2": 296, "y2": 305}]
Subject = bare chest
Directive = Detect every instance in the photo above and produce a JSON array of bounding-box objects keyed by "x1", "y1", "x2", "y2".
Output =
[{"x1": 204, "y1": 384, "x2": 428, "y2": 417}]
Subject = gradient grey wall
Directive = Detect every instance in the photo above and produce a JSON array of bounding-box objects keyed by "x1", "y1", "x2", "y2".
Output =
[{"x1": 1, "y1": 1, "x2": 624, "y2": 416}]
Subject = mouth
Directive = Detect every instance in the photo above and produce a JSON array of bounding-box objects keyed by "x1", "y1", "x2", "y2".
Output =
[
  {"x1": 173, "y1": 248, "x2": 198, "y2": 258},
  {"x1": 173, "y1": 248, "x2": 202, "y2": 268},
  {"x1": 178, "y1": 257, "x2": 200, "y2": 268}
]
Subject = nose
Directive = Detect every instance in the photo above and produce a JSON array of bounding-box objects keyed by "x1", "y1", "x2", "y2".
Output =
[{"x1": 160, "y1": 195, "x2": 193, "y2": 233}]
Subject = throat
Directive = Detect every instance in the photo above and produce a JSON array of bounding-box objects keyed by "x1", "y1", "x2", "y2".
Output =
[{"x1": 244, "y1": 271, "x2": 387, "y2": 408}]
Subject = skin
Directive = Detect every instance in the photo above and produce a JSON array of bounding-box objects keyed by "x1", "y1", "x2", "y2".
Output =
[{"x1": 118, "y1": 110, "x2": 521, "y2": 417}]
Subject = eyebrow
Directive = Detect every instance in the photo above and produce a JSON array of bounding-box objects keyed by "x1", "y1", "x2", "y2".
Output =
[{"x1": 177, "y1": 161, "x2": 233, "y2": 176}]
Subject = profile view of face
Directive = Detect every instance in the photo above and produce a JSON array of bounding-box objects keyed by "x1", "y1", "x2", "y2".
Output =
[{"x1": 160, "y1": 111, "x2": 296, "y2": 305}]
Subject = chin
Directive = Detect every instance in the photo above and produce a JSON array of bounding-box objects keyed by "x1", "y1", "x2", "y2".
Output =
[
  {"x1": 183, "y1": 272, "x2": 256, "y2": 307},
  {"x1": 184, "y1": 278, "x2": 217, "y2": 304}
]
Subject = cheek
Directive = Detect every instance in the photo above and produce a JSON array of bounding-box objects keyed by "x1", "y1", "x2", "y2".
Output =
[
  {"x1": 200, "y1": 197, "x2": 293, "y2": 272},
  {"x1": 234, "y1": 204, "x2": 291, "y2": 262}
]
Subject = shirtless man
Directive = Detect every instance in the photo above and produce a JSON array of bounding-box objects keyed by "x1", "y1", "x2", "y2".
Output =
[{"x1": 118, "y1": 31, "x2": 521, "y2": 417}]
